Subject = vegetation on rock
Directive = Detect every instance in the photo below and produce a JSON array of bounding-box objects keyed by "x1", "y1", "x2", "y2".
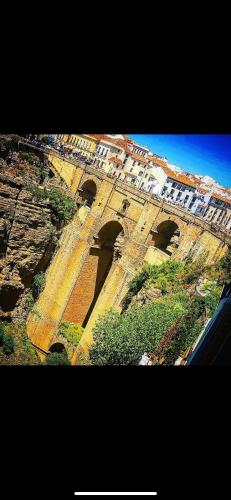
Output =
[
  {"x1": 31, "y1": 186, "x2": 76, "y2": 224},
  {"x1": 46, "y1": 352, "x2": 70, "y2": 365},
  {"x1": 0, "y1": 322, "x2": 40, "y2": 365},
  {"x1": 58, "y1": 321, "x2": 84, "y2": 347},
  {"x1": 90, "y1": 292, "x2": 189, "y2": 365},
  {"x1": 32, "y1": 271, "x2": 46, "y2": 299},
  {"x1": 90, "y1": 256, "x2": 225, "y2": 365}
]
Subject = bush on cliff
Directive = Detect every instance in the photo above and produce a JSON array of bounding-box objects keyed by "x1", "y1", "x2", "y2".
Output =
[
  {"x1": 32, "y1": 271, "x2": 46, "y2": 299},
  {"x1": 18, "y1": 151, "x2": 41, "y2": 165},
  {"x1": 215, "y1": 246, "x2": 231, "y2": 285},
  {"x1": 58, "y1": 321, "x2": 84, "y2": 347},
  {"x1": 0, "y1": 323, "x2": 40, "y2": 365},
  {"x1": 46, "y1": 352, "x2": 70, "y2": 365},
  {"x1": 89, "y1": 292, "x2": 189, "y2": 365},
  {"x1": 2, "y1": 332, "x2": 14, "y2": 355},
  {"x1": 0, "y1": 323, "x2": 4, "y2": 345},
  {"x1": 31, "y1": 186, "x2": 76, "y2": 223},
  {"x1": 122, "y1": 260, "x2": 185, "y2": 311},
  {"x1": 48, "y1": 188, "x2": 76, "y2": 223}
]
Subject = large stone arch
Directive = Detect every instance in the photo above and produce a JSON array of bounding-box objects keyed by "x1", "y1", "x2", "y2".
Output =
[
  {"x1": 79, "y1": 174, "x2": 102, "y2": 193},
  {"x1": 152, "y1": 211, "x2": 187, "y2": 235},
  {"x1": 93, "y1": 213, "x2": 130, "y2": 243}
]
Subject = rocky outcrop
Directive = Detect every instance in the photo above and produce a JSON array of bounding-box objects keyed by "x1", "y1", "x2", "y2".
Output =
[{"x1": 0, "y1": 168, "x2": 55, "y2": 322}]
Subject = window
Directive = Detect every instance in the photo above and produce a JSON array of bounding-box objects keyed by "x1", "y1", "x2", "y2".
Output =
[
  {"x1": 133, "y1": 160, "x2": 136, "y2": 166},
  {"x1": 184, "y1": 195, "x2": 189, "y2": 203},
  {"x1": 138, "y1": 171, "x2": 143, "y2": 176},
  {"x1": 130, "y1": 168, "x2": 133, "y2": 172}
]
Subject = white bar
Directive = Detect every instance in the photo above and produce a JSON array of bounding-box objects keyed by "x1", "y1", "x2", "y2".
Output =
[{"x1": 74, "y1": 494, "x2": 157, "y2": 497}]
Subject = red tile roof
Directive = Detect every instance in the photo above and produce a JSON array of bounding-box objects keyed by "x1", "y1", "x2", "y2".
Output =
[
  {"x1": 212, "y1": 192, "x2": 231, "y2": 204},
  {"x1": 148, "y1": 156, "x2": 168, "y2": 168},
  {"x1": 131, "y1": 152, "x2": 149, "y2": 164},
  {"x1": 161, "y1": 165, "x2": 197, "y2": 188},
  {"x1": 108, "y1": 156, "x2": 123, "y2": 165}
]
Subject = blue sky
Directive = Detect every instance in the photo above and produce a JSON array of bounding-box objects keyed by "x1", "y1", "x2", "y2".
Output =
[{"x1": 129, "y1": 135, "x2": 231, "y2": 188}]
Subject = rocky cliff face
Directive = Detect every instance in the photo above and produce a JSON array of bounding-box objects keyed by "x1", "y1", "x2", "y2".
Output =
[{"x1": 0, "y1": 160, "x2": 55, "y2": 322}]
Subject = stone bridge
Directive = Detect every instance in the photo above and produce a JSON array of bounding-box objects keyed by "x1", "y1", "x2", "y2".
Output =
[{"x1": 26, "y1": 148, "x2": 231, "y2": 363}]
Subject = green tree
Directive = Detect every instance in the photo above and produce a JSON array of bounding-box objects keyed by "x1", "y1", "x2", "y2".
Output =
[
  {"x1": 90, "y1": 292, "x2": 189, "y2": 365},
  {"x1": 3, "y1": 332, "x2": 14, "y2": 355},
  {"x1": 46, "y1": 352, "x2": 70, "y2": 365},
  {"x1": 164, "y1": 295, "x2": 206, "y2": 364},
  {"x1": 216, "y1": 246, "x2": 231, "y2": 284},
  {"x1": 59, "y1": 321, "x2": 84, "y2": 347}
]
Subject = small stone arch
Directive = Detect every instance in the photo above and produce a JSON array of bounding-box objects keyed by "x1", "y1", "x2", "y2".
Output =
[
  {"x1": 151, "y1": 220, "x2": 180, "y2": 255},
  {"x1": 49, "y1": 342, "x2": 66, "y2": 353},
  {"x1": 78, "y1": 179, "x2": 97, "y2": 208}
]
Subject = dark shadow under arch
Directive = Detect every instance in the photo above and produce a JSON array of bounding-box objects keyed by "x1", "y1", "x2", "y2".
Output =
[
  {"x1": 82, "y1": 220, "x2": 124, "y2": 327},
  {"x1": 152, "y1": 220, "x2": 180, "y2": 255},
  {"x1": 49, "y1": 342, "x2": 66, "y2": 353},
  {"x1": 79, "y1": 179, "x2": 97, "y2": 208}
]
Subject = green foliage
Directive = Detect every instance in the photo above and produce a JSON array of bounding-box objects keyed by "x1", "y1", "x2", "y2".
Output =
[
  {"x1": 31, "y1": 186, "x2": 76, "y2": 223},
  {"x1": 121, "y1": 268, "x2": 149, "y2": 310},
  {"x1": 32, "y1": 271, "x2": 46, "y2": 299},
  {"x1": 91, "y1": 256, "x2": 223, "y2": 366},
  {"x1": 59, "y1": 321, "x2": 84, "y2": 347},
  {"x1": 37, "y1": 167, "x2": 47, "y2": 183},
  {"x1": 46, "y1": 352, "x2": 70, "y2": 365},
  {"x1": 48, "y1": 188, "x2": 76, "y2": 223},
  {"x1": 164, "y1": 295, "x2": 206, "y2": 364},
  {"x1": 0, "y1": 322, "x2": 40, "y2": 365},
  {"x1": 2, "y1": 332, "x2": 14, "y2": 355},
  {"x1": 19, "y1": 151, "x2": 40, "y2": 165},
  {"x1": 90, "y1": 292, "x2": 189, "y2": 365},
  {"x1": 203, "y1": 284, "x2": 221, "y2": 315},
  {"x1": 0, "y1": 323, "x2": 4, "y2": 345},
  {"x1": 215, "y1": 246, "x2": 231, "y2": 285},
  {"x1": 122, "y1": 260, "x2": 185, "y2": 310},
  {"x1": 25, "y1": 292, "x2": 35, "y2": 312}
]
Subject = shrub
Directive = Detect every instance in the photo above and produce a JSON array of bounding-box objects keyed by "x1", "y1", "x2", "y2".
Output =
[
  {"x1": 164, "y1": 295, "x2": 206, "y2": 364},
  {"x1": 0, "y1": 323, "x2": 4, "y2": 345},
  {"x1": 3, "y1": 332, "x2": 14, "y2": 355},
  {"x1": 25, "y1": 292, "x2": 35, "y2": 312},
  {"x1": 46, "y1": 352, "x2": 70, "y2": 365},
  {"x1": 31, "y1": 187, "x2": 76, "y2": 223},
  {"x1": 121, "y1": 268, "x2": 149, "y2": 310},
  {"x1": 32, "y1": 271, "x2": 46, "y2": 299},
  {"x1": 215, "y1": 246, "x2": 231, "y2": 284},
  {"x1": 48, "y1": 188, "x2": 76, "y2": 223},
  {"x1": 90, "y1": 292, "x2": 189, "y2": 365},
  {"x1": 122, "y1": 260, "x2": 185, "y2": 310},
  {"x1": 59, "y1": 321, "x2": 84, "y2": 347}
]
